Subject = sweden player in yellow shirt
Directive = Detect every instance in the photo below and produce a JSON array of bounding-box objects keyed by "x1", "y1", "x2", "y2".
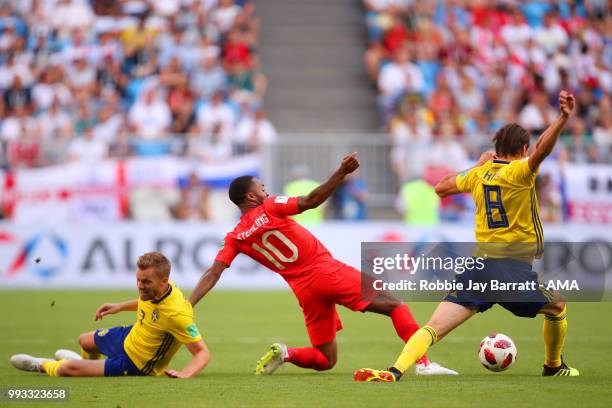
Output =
[
  {"x1": 355, "y1": 91, "x2": 579, "y2": 382},
  {"x1": 10, "y1": 252, "x2": 210, "y2": 378}
]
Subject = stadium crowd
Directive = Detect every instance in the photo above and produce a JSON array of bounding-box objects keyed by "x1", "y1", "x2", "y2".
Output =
[
  {"x1": 364, "y1": 0, "x2": 611, "y2": 184},
  {"x1": 0, "y1": 0, "x2": 276, "y2": 170}
]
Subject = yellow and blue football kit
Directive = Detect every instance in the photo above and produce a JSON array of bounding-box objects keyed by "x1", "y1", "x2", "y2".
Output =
[
  {"x1": 388, "y1": 158, "x2": 574, "y2": 379},
  {"x1": 455, "y1": 158, "x2": 543, "y2": 253},
  {"x1": 443, "y1": 158, "x2": 552, "y2": 317},
  {"x1": 94, "y1": 281, "x2": 202, "y2": 376}
]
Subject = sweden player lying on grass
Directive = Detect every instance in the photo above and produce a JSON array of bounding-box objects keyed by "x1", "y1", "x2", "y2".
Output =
[{"x1": 10, "y1": 252, "x2": 210, "y2": 378}]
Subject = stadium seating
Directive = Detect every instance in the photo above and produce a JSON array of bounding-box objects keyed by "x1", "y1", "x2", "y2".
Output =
[
  {"x1": 0, "y1": 0, "x2": 275, "y2": 169},
  {"x1": 363, "y1": 0, "x2": 611, "y2": 175}
]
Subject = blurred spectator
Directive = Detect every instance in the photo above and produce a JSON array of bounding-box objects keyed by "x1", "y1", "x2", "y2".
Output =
[
  {"x1": 188, "y1": 122, "x2": 232, "y2": 162},
  {"x1": 330, "y1": 172, "x2": 368, "y2": 221},
  {"x1": 501, "y1": 8, "x2": 533, "y2": 50},
  {"x1": 168, "y1": 84, "x2": 196, "y2": 135},
  {"x1": 32, "y1": 68, "x2": 71, "y2": 111},
  {"x1": 395, "y1": 177, "x2": 440, "y2": 226},
  {"x1": 5, "y1": 107, "x2": 41, "y2": 169},
  {"x1": 454, "y1": 72, "x2": 484, "y2": 116},
  {"x1": 191, "y1": 56, "x2": 227, "y2": 100},
  {"x1": 38, "y1": 99, "x2": 72, "y2": 140},
  {"x1": 128, "y1": 86, "x2": 171, "y2": 139},
  {"x1": 173, "y1": 172, "x2": 210, "y2": 220},
  {"x1": 560, "y1": 117, "x2": 598, "y2": 163},
  {"x1": 73, "y1": 102, "x2": 96, "y2": 136},
  {"x1": 0, "y1": 52, "x2": 34, "y2": 88},
  {"x1": 223, "y1": 29, "x2": 252, "y2": 71},
  {"x1": 234, "y1": 109, "x2": 277, "y2": 153},
  {"x1": 593, "y1": 113, "x2": 611, "y2": 162},
  {"x1": 284, "y1": 165, "x2": 323, "y2": 225},
  {"x1": 536, "y1": 173, "x2": 563, "y2": 223},
  {"x1": 92, "y1": 102, "x2": 123, "y2": 145},
  {"x1": 2, "y1": 105, "x2": 39, "y2": 156},
  {"x1": 427, "y1": 122, "x2": 468, "y2": 171},
  {"x1": 120, "y1": 10, "x2": 158, "y2": 65},
  {"x1": 3, "y1": 75, "x2": 31, "y2": 113},
  {"x1": 67, "y1": 56, "x2": 96, "y2": 91},
  {"x1": 69, "y1": 127, "x2": 107, "y2": 162},
  {"x1": 518, "y1": 91, "x2": 556, "y2": 135},
  {"x1": 389, "y1": 109, "x2": 431, "y2": 180},
  {"x1": 378, "y1": 47, "x2": 424, "y2": 121},
  {"x1": 196, "y1": 90, "x2": 235, "y2": 135},
  {"x1": 212, "y1": 0, "x2": 242, "y2": 34},
  {"x1": 534, "y1": 12, "x2": 569, "y2": 55},
  {"x1": 49, "y1": 0, "x2": 95, "y2": 34}
]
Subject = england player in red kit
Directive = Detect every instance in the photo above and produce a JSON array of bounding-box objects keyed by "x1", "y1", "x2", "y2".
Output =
[{"x1": 189, "y1": 153, "x2": 456, "y2": 375}]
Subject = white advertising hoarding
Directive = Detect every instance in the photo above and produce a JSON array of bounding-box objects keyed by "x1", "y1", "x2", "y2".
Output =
[{"x1": 1, "y1": 222, "x2": 610, "y2": 289}]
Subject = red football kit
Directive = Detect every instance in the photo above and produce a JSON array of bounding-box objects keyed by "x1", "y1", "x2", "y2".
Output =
[{"x1": 215, "y1": 196, "x2": 372, "y2": 345}]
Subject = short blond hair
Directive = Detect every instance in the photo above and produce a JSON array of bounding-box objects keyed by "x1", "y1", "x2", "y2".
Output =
[{"x1": 137, "y1": 252, "x2": 171, "y2": 278}]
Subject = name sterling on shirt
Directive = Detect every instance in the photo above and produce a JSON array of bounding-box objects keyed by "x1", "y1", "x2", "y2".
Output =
[{"x1": 237, "y1": 214, "x2": 270, "y2": 240}]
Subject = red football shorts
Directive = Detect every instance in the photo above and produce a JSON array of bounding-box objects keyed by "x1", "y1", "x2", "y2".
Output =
[{"x1": 293, "y1": 263, "x2": 374, "y2": 346}]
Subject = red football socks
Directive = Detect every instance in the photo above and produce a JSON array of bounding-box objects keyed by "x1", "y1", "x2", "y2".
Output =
[
  {"x1": 286, "y1": 347, "x2": 330, "y2": 371},
  {"x1": 390, "y1": 304, "x2": 429, "y2": 365}
]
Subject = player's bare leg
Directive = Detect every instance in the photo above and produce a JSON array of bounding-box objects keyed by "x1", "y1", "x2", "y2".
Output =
[
  {"x1": 365, "y1": 292, "x2": 459, "y2": 375},
  {"x1": 538, "y1": 293, "x2": 579, "y2": 376},
  {"x1": 425, "y1": 301, "x2": 477, "y2": 341},
  {"x1": 53, "y1": 359, "x2": 106, "y2": 377},
  {"x1": 364, "y1": 291, "x2": 402, "y2": 315},
  {"x1": 77, "y1": 331, "x2": 102, "y2": 359},
  {"x1": 315, "y1": 340, "x2": 337, "y2": 369},
  {"x1": 355, "y1": 301, "x2": 475, "y2": 382}
]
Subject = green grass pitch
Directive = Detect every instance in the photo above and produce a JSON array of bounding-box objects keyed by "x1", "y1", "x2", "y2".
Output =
[{"x1": 1, "y1": 290, "x2": 612, "y2": 407}]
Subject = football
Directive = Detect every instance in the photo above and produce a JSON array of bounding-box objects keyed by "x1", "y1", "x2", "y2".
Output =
[{"x1": 478, "y1": 333, "x2": 517, "y2": 372}]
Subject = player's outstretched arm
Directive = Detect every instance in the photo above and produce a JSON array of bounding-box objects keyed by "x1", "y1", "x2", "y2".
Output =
[
  {"x1": 94, "y1": 300, "x2": 138, "y2": 321},
  {"x1": 189, "y1": 261, "x2": 228, "y2": 306},
  {"x1": 435, "y1": 151, "x2": 496, "y2": 198},
  {"x1": 297, "y1": 152, "x2": 360, "y2": 212},
  {"x1": 164, "y1": 339, "x2": 210, "y2": 379},
  {"x1": 528, "y1": 90, "x2": 575, "y2": 172},
  {"x1": 434, "y1": 173, "x2": 461, "y2": 198}
]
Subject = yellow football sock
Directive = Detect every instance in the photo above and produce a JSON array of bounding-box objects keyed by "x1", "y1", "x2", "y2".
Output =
[
  {"x1": 81, "y1": 348, "x2": 101, "y2": 360},
  {"x1": 393, "y1": 326, "x2": 437, "y2": 373},
  {"x1": 41, "y1": 360, "x2": 66, "y2": 377},
  {"x1": 543, "y1": 306, "x2": 567, "y2": 367}
]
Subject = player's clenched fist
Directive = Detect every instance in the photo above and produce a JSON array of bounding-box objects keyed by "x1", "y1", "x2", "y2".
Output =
[
  {"x1": 338, "y1": 152, "x2": 360, "y2": 175},
  {"x1": 94, "y1": 303, "x2": 121, "y2": 321},
  {"x1": 559, "y1": 90, "x2": 575, "y2": 117}
]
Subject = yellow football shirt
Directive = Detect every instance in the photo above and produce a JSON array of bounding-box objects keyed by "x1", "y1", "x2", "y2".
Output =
[
  {"x1": 456, "y1": 158, "x2": 543, "y2": 259},
  {"x1": 123, "y1": 281, "x2": 202, "y2": 376}
]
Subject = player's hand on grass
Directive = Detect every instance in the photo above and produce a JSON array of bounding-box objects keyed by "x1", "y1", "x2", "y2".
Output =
[
  {"x1": 338, "y1": 152, "x2": 360, "y2": 175},
  {"x1": 559, "y1": 90, "x2": 575, "y2": 117},
  {"x1": 164, "y1": 369, "x2": 187, "y2": 378},
  {"x1": 94, "y1": 303, "x2": 121, "y2": 320},
  {"x1": 476, "y1": 151, "x2": 497, "y2": 166}
]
